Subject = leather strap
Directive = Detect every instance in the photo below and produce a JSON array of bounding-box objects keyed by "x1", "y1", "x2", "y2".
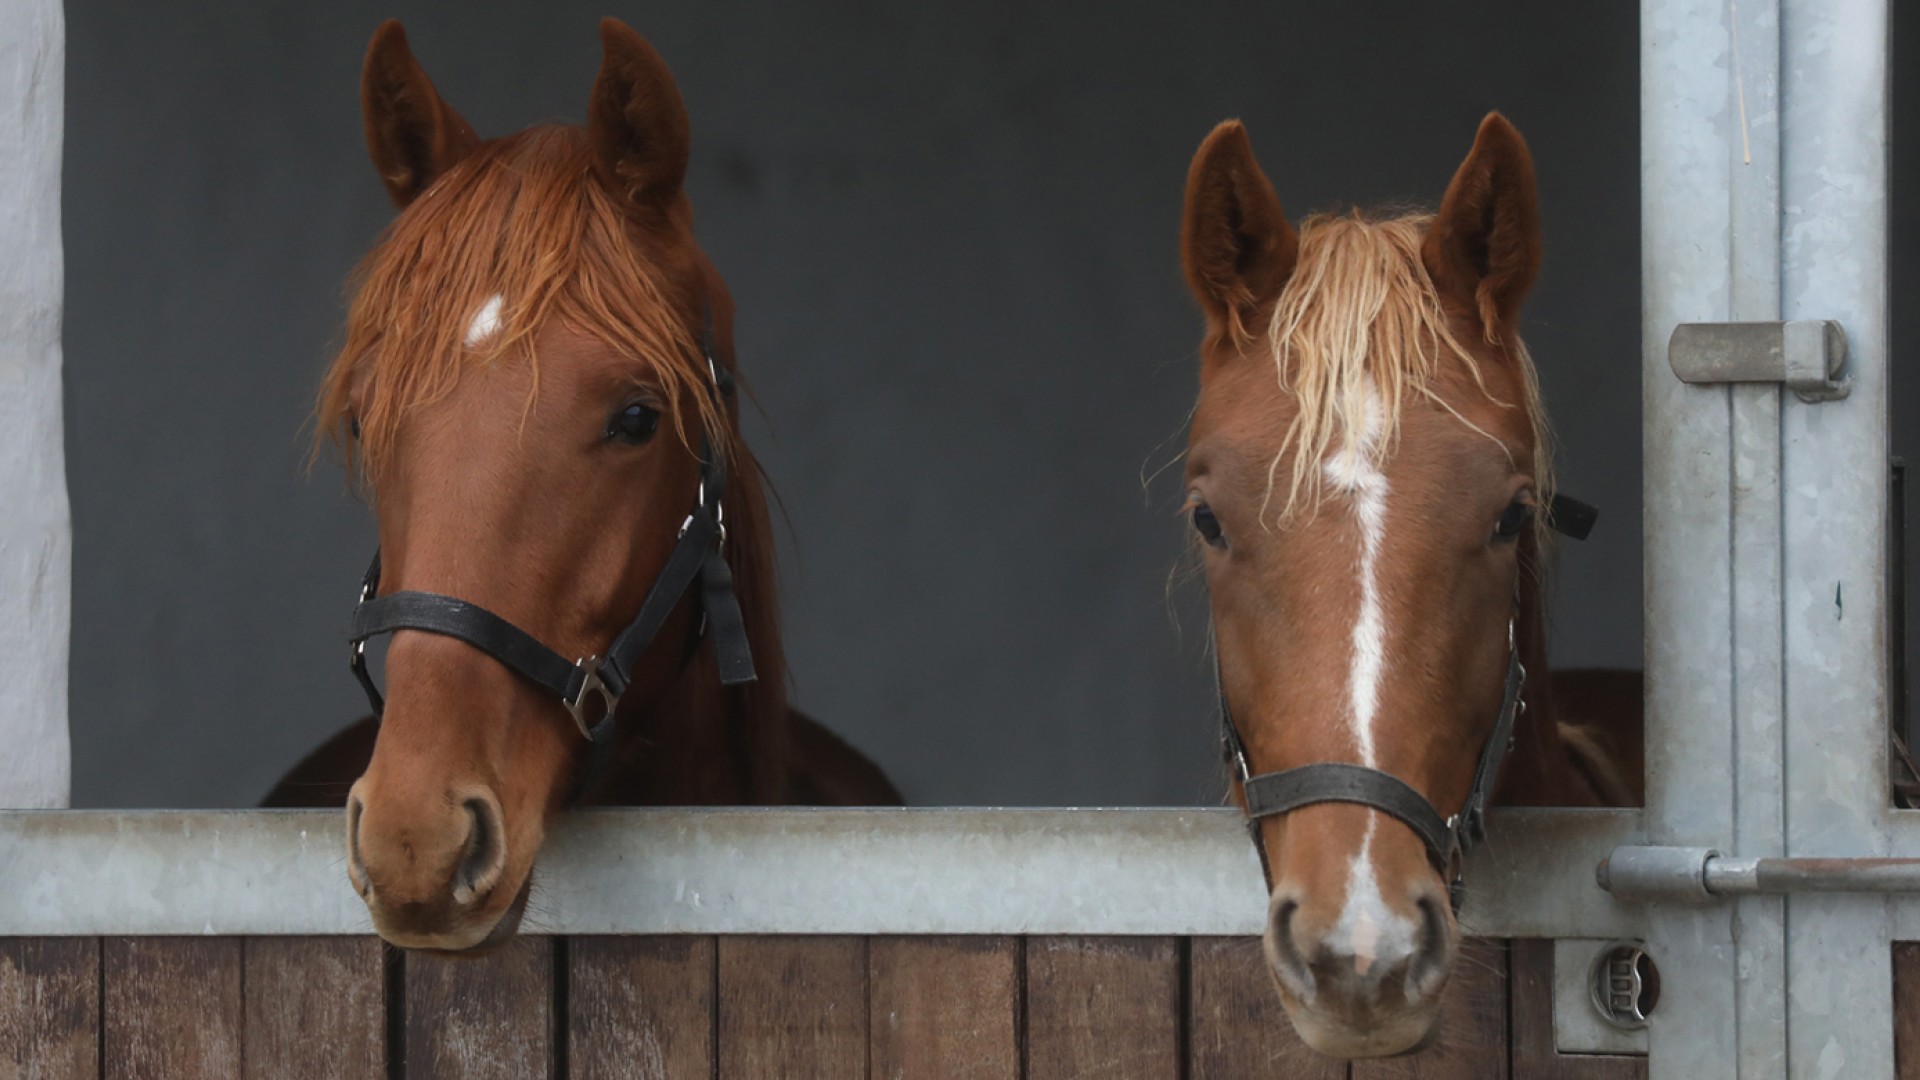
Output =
[
  {"x1": 600, "y1": 505, "x2": 728, "y2": 695},
  {"x1": 1547, "y1": 493, "x2": 1599, "y2": 541},
  {"x1": 1455, "y1": 644, "x2": 1526, "y2": 852},
  {"x1": 351, "y1": 591, "x2": 585, "y2": 704},
  {"x1": 1221, "y1": 645, "x2": 1523, "y2": 910},
  {"x1": 1243, "y1": 763, "x2": 1455, "y2": 874}
]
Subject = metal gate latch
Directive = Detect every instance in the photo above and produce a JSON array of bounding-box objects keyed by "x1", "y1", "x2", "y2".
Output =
[
  {"x1": 1597, "y1": 846, "x2": 1920, "y2": 903},
  {"x1": 1669, "y1": 320, "x2": 1851, "y2": 402}
]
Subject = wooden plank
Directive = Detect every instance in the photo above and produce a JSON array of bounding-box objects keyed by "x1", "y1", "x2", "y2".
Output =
[
  {"x1": 242, "y1": 937, "x2": 385, "y2": 1080},
  {"x1": 1896, "y1": 942, "x2": 1920, "y2": 1080},
  {"x1": 869, "y1": 936, "x2": 1019, "y2": 1080},
  {"x1": 1025, "y1": 936, "x2": 1180, "y2": 1080},
  {"x1": 405, "y1": 935, "x2": 554, "y2": 1080},
  {"x1": 1188, "y1": 936, "x2": 1345, "y2": 1080},
  {"x1": 570, "y1": 936, "x2": 715, "y2": 1080},
  {"x1": 103, "y1": 937, "x2": 244, "y2": 1080},
  {"x1": 1509, "y1": 939, "x2": 1646, "y2": 1080},
  {"x1": 1350, "y1": 938, "x2": 1508, "y2": 1080},
  {"x1": 0, "y1": 937, "x2": 98, "y2": 1080},
  {"x1": 717, "y1": 936, "x2": 867, "y2": 1079}
]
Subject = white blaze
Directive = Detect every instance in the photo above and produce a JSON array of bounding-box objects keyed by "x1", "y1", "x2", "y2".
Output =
[
  {"x1": 465, "y1": 294, "x2": 504, "y2": 347},
  {"x1": 1323, "y1": 388, "x2": 1417, "y2": 972},
  {"x1": 1320, "y1": 390, "x2": 1390, "y2": 768}
]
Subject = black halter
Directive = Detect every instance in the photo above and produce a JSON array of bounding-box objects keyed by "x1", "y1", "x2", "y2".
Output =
[
  {"x1": 346, "y1": 309, "x2": 757, "y2": 798},
  {"x1": 1216, "y1": 492, "x2": 1595, "y2": 912}
]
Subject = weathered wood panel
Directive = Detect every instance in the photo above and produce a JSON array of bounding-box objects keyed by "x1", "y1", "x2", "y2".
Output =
[
  {"x1": 242, "y1": 936, "x2": 385, "y2": 1080},
  {"x1": 718, "y1": 936, "x2": 867, "y2": 1079},
  {"x1": 0, "y1": 937, "x2": 98, "y2": 1080},
  {"x1": 570, "y1": 936, "x2": 715, "y2": 1080},
  {"x1": 1025, "y1": 936, "x2": 1180, "y2": 1080},
  {"x1": 869, "y1": 936, "x2": 1020, "y2": 1080},
  {"x1": 10, "y1": 931, "x2": 1691, "y2": 1077},
  {"x1": 1895, "y1": 942, "x2": 1920, "y2": 1080},
  {"x1": 405, "y1": 935, "x2": 555, "y2": 1080},
  {"x1": 1350, "y1": 938, "x2": 1508, "y2": 1080},
  {"x1": 1510, "y1": 939, "x2": 1647, "y2": 1080},
  {"x1": 103, "y1": 937, "x2": 244, "y2": 1080},
  {"x1": 1188, "y1": 936, "x2": 1345, "y2": 1080}
]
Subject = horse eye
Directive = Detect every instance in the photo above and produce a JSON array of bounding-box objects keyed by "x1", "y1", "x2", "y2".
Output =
[
  {"x1": 607, "y1": 402, "x2": 662, "y2": 444},
  {"x1": 349, "y1": 416, "x2": 360, "y2": 440},
  {"x1": 1492, "y1": 500, "x2": 1535, "y2": 542},
  {"x1": 1192, "y1": 504, "x2": 1226, "y2": 547}
]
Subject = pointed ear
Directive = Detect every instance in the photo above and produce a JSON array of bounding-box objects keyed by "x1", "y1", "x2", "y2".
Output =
[
  {"x1": 587, "y1": 19, "x2": 691, "y2": 212},
  {"x1": 361, "y1": 21, "x2": 479, "y2": 208},
  {"x1": 1422, "y1": 112, "x2": 1541, "y2": 338},
  {"x1": 1181, "y1": 121, "x2": 1297, "y2": 342}
]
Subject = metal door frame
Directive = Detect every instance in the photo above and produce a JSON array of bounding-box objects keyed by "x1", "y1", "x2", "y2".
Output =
[{"x1": 1642, "y1": 0, "x2": 1896, "y2": 1075}]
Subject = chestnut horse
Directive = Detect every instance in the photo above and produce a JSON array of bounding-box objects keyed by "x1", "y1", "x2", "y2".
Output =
[
  {"x1": 276, "y1": 20, "x2": 896, "y2": 952},
  {"x1": 1178, "y1": 114, "x2": 1640, "y2": 1056}
]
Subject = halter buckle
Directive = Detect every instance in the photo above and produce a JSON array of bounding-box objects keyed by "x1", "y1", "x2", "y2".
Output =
[
  {"x1": 566, "y1": 656, "x2": 620, "y2": 742},
  {"x1": 678, "y1": 503, "x2": 727, "y2": 552}
]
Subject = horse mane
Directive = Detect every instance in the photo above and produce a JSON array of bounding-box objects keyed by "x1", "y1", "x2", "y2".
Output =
[
  {"x1": 316, "y1": 122, "x2": 791, "y2": 801},
  {"x1": 1254, "y1": 210, "x2": 1554, "y2": 525},
  {"x1": 315, "y1": 125, "x2": 722, "y2": 478}
]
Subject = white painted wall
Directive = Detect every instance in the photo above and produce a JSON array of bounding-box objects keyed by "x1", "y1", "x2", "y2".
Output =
[{"x1": 0, "y1": 0, "x2": 68, "y2": 808}]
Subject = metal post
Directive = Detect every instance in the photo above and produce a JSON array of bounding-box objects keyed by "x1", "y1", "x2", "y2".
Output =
[
  {"x1": 1779, "y1": 0, "x2": 1894, "y2": 1073},
  {"x1": 0, "y1": 0, "x2": 69, "y2": 809},
  {"x1": 1642, "y1": 0, "x2": 1761, "y2": 1073}
]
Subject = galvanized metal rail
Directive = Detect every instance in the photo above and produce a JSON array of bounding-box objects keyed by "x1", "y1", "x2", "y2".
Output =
[
  {"x1": 0, "y1": 806, "x2": 1641, "y2": 938},
  {"x1": 1599, "y1": 846, "x2": 1920, "y2": 903}
]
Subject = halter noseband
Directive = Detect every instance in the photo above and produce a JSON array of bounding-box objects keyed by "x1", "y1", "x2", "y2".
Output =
[
  {"x1": 345, "y1": 305, "x2": 756, "y2": 799},
  {"x1": 1217, "y1": 492, "x2": 1595, "y2": 912}
]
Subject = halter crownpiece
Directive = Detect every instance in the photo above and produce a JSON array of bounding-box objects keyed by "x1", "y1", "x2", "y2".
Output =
[
  {"x1": 1218, "y1": 496, "x2": 1594, "y2": 912},
  {"x1": 346, "y1": 302, "x2": 756, "y2": 795}
]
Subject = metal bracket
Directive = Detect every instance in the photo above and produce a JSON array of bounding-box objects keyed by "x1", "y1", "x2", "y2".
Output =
[
  {"x1": 1597, "y1": 845, "x2": 1920, "y2": 903},
  {"x1": 1668, "y1": 320, "x2": 1851, "y2": 402}
]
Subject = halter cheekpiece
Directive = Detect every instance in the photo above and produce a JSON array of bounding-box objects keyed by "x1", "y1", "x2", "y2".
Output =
[
  {"x1": 346, "y1": 304, "x2": 756, "y2": 797},
  {"x1": 1217, "y1": 492, "x2": 1596, "y2": 912}
]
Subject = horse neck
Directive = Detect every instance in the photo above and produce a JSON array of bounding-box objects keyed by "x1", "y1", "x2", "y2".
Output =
[{"x1": 1492, "y1": 533, "x2": 1605, "y2": 806}]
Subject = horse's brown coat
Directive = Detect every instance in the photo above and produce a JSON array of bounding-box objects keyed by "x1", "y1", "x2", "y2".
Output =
[
  {"x1": 1180, "y1": 113, "x2": 1639, "y2": 1056},
  {"x1": 298, "y1": 19, "x2": 895, "y2": 952}
]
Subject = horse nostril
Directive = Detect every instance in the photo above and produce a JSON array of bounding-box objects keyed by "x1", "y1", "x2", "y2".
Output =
[
  {"x1": 1264, "y1": 896, "x2": 1317, "y2": 1001},
  {"x1": 452, "y1": 795, "x2": 507, "y2": 907},
  {"x1": 1405, "y1": 891, "x2": 1453, "y2": 998},
  {"x1": 345, "y1": 794, "x2": 370, "y2": 897}
]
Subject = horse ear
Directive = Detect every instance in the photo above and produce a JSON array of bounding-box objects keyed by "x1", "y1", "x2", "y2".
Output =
[
  {"x1": 587, "y1": 19, "x2": 691, "y2": 212},
  {"x1": 1181, "y1": 121, "x2": 1297, "y2": 343},
  {"x1": 1422, "y1": 112, "x2": 1541, "y2": 338},
  {"x1": 361, "y1": 21, "x2": 479, "y2": 208}
]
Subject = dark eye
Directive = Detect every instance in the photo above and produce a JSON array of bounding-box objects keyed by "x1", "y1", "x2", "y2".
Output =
[
  {"x1": 348, "y1": 415, "x2": 360, "y2": 440},
  {"x1": 1492, "y1": 500, "x2": 1535, "y2": 542},
  {"x1": 1192, "y1": 503, "x2": 1226, "y2": 548},
  {"x1": 607, "y1": 402, "x2": 661, "y2": 444}
]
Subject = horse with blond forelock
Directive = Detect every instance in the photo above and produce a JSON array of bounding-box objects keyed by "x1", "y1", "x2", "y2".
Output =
[
  {"x1": 1179, "y1": 113, "x2": 1641, "y2": 1057},
  {"x1": 264, "y1": 20, "x2": 898, "y2": 953}
]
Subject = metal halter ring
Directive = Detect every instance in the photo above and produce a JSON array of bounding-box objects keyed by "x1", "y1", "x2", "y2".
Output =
[
  {"x1": 679, "y1": 494, "x2": 726, "y2": 551},
  {"x1": 565, "y1": 656, "x2": 620, "y2": 741}
]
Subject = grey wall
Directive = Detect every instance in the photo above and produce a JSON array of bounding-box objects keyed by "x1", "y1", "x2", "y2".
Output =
[{"x1": 63, "y1": 2, "x2": 1643, "y2": 808}]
